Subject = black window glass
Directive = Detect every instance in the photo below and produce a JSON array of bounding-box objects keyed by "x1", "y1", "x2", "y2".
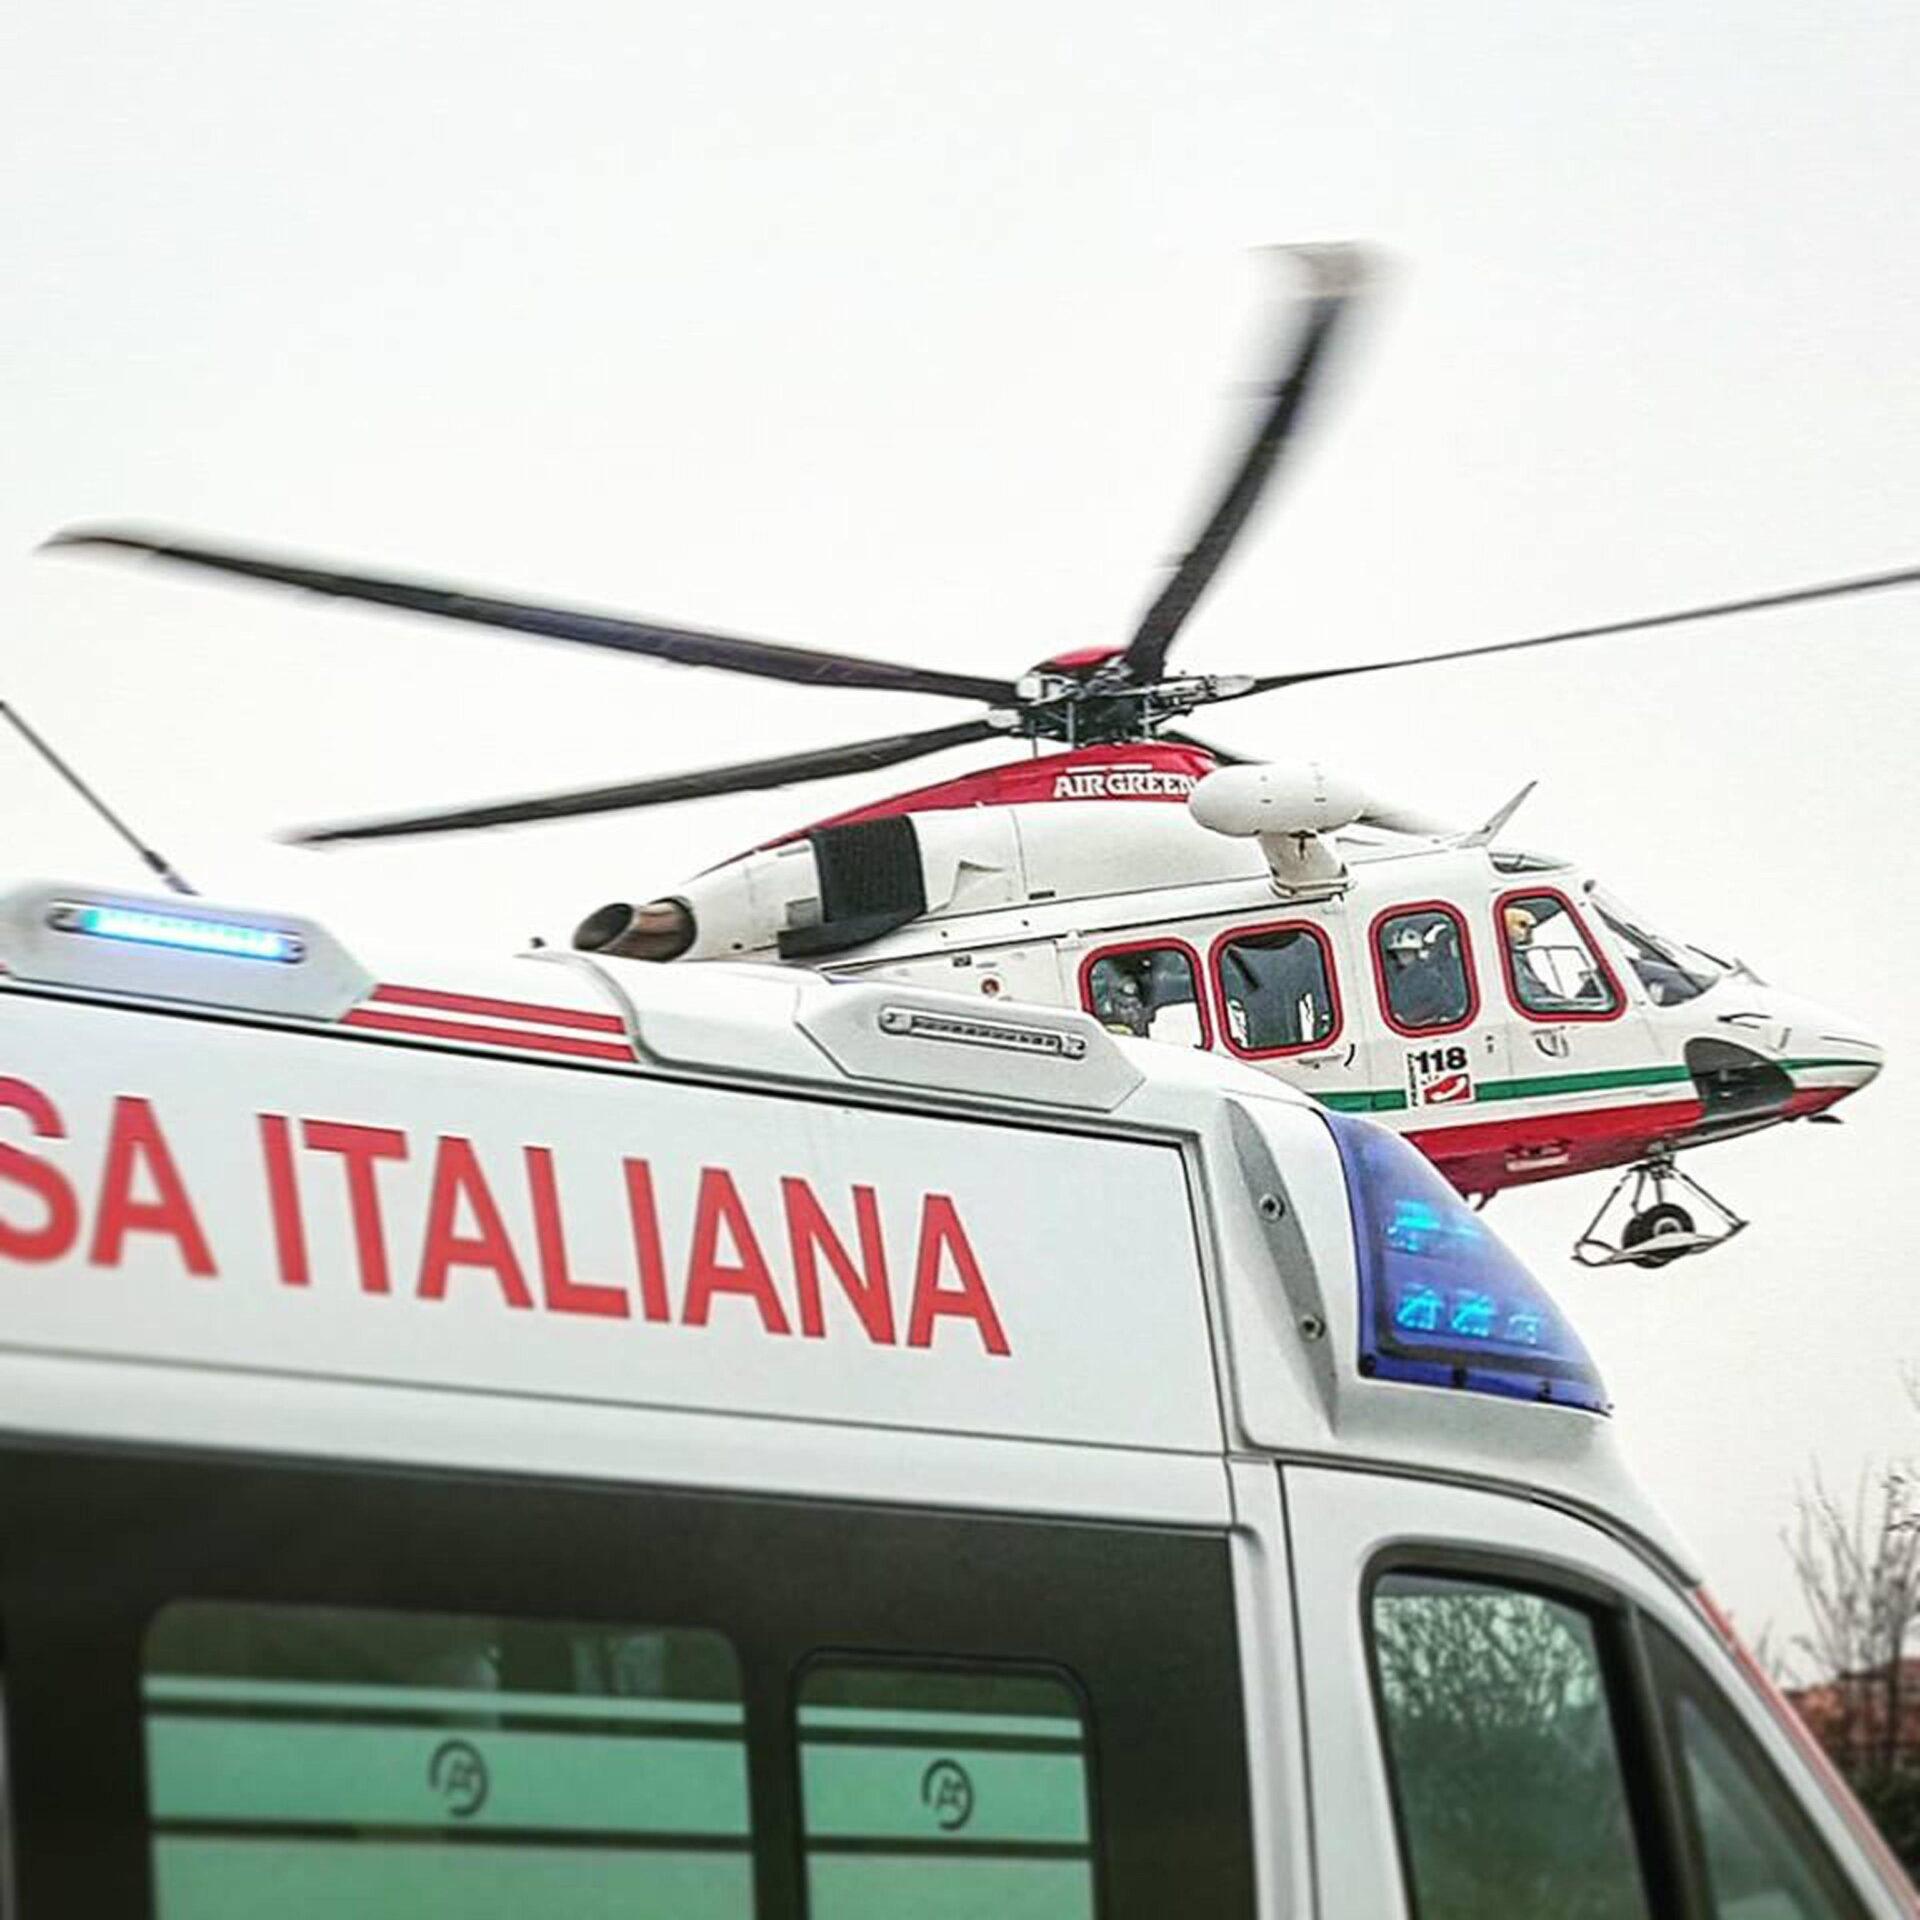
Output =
[
  {"x1": 1376, "y1": 910, "x2": 1472, "y2": 1030},
  {"x1": 1219, "y1": 927, "x2": 1336, "y2": 1051},
  {"x1": 0, "y1": 1662, "x2": 14, "y2": 1920},
  {"x1": 797, "y1": 1662, "x2": 1096, "y2": 1920},
  {"x1": 1086, "y1": 947, "x2": 1204, "y2": 1045},
  {"x1": 1650, "y1": 1628, "x2": 1865, "y2": 1920},
  {"x1": 143, "y1": 1601, "x2": 749, "y2": 1919},
  {"x1": 1370, "y1": 1572, "x2": 1651, "y2": 1920},
  {"x1": 1501, "y1": 894, "x2": 1619, "y2": 1015}
]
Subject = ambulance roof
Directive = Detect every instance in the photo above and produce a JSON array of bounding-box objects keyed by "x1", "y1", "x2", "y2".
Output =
[{"x1": 0, "y1": 878, "x2": 1693, "y2": 1581}]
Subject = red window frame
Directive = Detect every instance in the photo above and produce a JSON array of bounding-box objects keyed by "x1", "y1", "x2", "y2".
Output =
[
  {"x1": 1493, "y1": 885, "x2": 1625, "y2": 1024},
  {"x1": 1077, "y1": 938, "x2": 1213, "y2": 1049},
  {"x1": 1209, "y1": 920, "x2": 1344, "y2": 1060},
  {"x1": 1369, "y1": 900, "x2": 1480, "y2": 1039}
]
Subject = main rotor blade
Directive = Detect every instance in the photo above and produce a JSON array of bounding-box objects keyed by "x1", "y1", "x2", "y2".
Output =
[
  {"x1": 46, "y1": 525, "x2": 1017, "y2": 704},
  {"x1": 1241, "y1": 563, "x2": 1920, "y2": 696},
  {"x1": 1121, "y1": 244, "x2": 1367, "y2": 685},
  {"x1": 285, "y1": 718, "x2": 1003, "y2": 845}
]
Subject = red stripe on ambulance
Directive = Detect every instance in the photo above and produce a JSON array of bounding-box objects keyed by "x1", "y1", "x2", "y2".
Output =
[
  {"x1": 366, "y1": 983, "x2": 628, "y2": 1035},
  {"x1": 0, "y1": 1077, "x2": 1010, "y2": 1357},
  {"x1": 341, "y1": 982, "x2": 637, "y2": 1064},
  {"x1": 342, "y1": 1008, "x2": 636, "y2": 1063}
]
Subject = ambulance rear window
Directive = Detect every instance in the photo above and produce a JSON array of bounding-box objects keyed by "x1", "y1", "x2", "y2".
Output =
[
  {"x1": 142, "y1": 1601, "x2": 749, "y2": 1918},
  {"x1": 1326, "y1": 1113, "x2": 1607, "y2": 1412}
]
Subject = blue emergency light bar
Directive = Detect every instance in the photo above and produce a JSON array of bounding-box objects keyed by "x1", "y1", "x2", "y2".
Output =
[
  {"x1": 46, "y1": 902, "x2": 306, "y2": 964},
  {"x1": 1326, "y1": 1112, "x2": 1608, "y2": 1413}
]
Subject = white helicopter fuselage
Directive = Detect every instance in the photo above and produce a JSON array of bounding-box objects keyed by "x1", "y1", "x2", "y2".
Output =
[{"x1": 633, "y1": 747, "x2": 1881, "y2": 1202}]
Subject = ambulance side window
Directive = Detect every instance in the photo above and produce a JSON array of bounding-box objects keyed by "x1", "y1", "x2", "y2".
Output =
[
  {"x1": 1369, "y1": 1571, "x2": 1653, "y2": 1920},
  {"x1": 141, "y1": 1601, "x2": 750, "y2": 1918},
  {"x1": 1081, "y1": 942, "x2": 1208, "y2": 1046},
  {"x1": 796, "y1": 1660, "x2": 1097, "y2": 1920},
  {"x1": 1646, "y1": 1625, "x2": 1866, "y2": 1920},
  {"x1": 1215, "y1": 924, "x2": 1340, "y2": 1055},
  {"x1": 1373, "y1": 906, "x2": 1475, "y2": 1034}
]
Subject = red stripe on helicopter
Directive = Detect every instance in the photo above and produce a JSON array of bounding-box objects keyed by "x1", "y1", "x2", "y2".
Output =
[
  {"x1": 762, "y1": 742, "x2": 1219, "y2": 848},
  {"x1": 1414, "y1": 1081, "x2": 1848, "y2": 1194},
  {"x1": 1413, "y1": 1096, "x2": 1706, "y2": 1158}
]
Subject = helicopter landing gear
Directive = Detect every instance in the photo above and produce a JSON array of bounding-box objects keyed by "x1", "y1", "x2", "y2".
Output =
[{"x1": 1572, "y1": 1149, "x2": 1747, "y2": 1269}]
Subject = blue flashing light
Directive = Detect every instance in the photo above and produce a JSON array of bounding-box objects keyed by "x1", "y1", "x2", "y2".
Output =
[
  {"x1": 1326, "y1": 1112, "x2": 1608, "y2": 1413},
  {"x1": 50, "y1": 902, "x2": 305, "y2": 965},
  {"x1": 1449, "y1": 1291, "x2": 1497, "y2": 1339},
  {"x1": 1393, "y1": 1284, "x2": 1445, "y2": 1333}
]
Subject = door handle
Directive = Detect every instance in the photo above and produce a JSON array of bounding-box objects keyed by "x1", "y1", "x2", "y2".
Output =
[{"x1": 1533, "y1": 1029, "x2": 1571, "y2": 1059}]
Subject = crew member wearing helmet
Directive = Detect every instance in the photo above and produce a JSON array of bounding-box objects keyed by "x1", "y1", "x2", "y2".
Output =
[
  {"x1": 1382, "y1": 917, "x2": 1466, "y2": 1036},
  {"x1": 1383, "y1": 922, "x2": 1461, "y2": 1028}
]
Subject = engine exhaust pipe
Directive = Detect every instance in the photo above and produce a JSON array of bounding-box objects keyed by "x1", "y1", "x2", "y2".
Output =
[{"x1": 572, "y1": 898, "x2": 696, "y2": 961}]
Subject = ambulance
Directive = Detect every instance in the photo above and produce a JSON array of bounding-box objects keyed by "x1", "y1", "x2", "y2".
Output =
[{"x1": 0, "y1": 877, "x2": 1908, "y2": 1918}]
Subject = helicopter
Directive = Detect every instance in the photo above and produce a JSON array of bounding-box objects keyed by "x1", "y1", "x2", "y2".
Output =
[{"x1": 47, "y1": 245, "x2": 1907, "y2": 1268}]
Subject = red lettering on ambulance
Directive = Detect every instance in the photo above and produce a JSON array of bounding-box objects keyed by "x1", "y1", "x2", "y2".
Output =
[
  {"x1": 0, "y1": 1076, "x2": 79, "y2": 1264},
  {"x1": 302, "y1": 1120, "x2": 408, "y2": 1294},
  {"x1": 257, "y1": 1113, "x2": 309, "y2": 1287},
  {"x1": 90, "y1": 1096, "x2": 216, "y2": 1277},
  {"x1": 418, "y1": 1136, "x2": 533, "y2": 1310},
  {"x1": 684, "y1": 1167, "x2": 791, "y2": 1335},
  {"x1": 905, "y1": 1195, "x2": 1008, "y2": 1356},
  {"x1": 783, "y1": 1179, "x2": 894, "y2": 1344},
  {"x1": 525, "y1": 1146, "x2": 627, "y2": 1319},
  {"x1": 622, "y1": 1159, "x2": 672, "y2": 1323}
]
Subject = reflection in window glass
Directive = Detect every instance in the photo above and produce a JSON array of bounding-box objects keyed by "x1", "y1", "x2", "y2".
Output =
[
  {"x1": 1642, "y1": 1626, "x2": 1866, "y2": 1920},
  {"x1": 142, "y1": 1602, "x2": 750, "y2": 1920},
  {"x1": 1371, "y1": 1573, "x2": 1650, "y2": 1920},
  {"x1": 1376, "y1": 909, "x2": 1472, "y2": 1031},
  {"x1": 1085, "y1": 947, "x2": 1204, "y2": 1045},
  {"x1": 1501, "y1": 894, "x2": 1619, "y2": 1015},
  {"x1": 1219, "y1": 928, "x2": 1336, "y2": 1052},
  {"x1": 1679, "y1": 1697, "x2": 1860, "y2": 1920},
  {"x1": 798, "y1": 1663, "x2": 1095, "y2": 1920}
]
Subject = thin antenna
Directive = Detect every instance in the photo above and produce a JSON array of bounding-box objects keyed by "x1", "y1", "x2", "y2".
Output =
[
  {"x1": 1460, "y1": 779, "x2": 1538, "y2": 849},
  {"x1": 0, "y1": 702, "x2": 197, "y2": 894}
]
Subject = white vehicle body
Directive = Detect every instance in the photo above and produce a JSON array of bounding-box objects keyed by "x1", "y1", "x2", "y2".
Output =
[{"x1": 0, "y1": 878, "x2": 1908, "y2": 1917}]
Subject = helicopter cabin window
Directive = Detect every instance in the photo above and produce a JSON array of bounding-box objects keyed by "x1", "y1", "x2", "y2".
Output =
[
  {"x1": 1498, "y1": 890, "x2": 1621, "y2": 1020},
  {"x1": 1081, "y1": 942, "x2": 1209, "y2": 1047},
  {"x1": 1586, "y1": 885, "x2": 1727, "y2": 1008},
  {"x1": 1214, "y1": 924, "x2": 1340, "y2": 1056},
  {"x1": 1373, "y1": 906, "x2": 1475, "y2": 1034}
]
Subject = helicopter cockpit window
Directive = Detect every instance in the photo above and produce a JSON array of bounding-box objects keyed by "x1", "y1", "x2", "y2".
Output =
[
  {"x1": 1217, "y1": 925, "x2": 1339, "y2": 1055},
  {"x1": 1374, "y1": 907, "x2": 1474, "y2": 1033},
  {"x1": 1499, "y1": 891, "x2": 1620, "y2": 1018},
  {"x1": 1083, "y1": 944, "x2": 1208, "y2": 1047},
  {"x1": 1586, "y1": 885, "x2": 1726, "y2": 1007}
]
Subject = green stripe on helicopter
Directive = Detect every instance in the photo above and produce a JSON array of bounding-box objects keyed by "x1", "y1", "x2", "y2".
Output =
[{"x1": 1317, "y1": 1056, "x2": 1853, "y2": 1118}]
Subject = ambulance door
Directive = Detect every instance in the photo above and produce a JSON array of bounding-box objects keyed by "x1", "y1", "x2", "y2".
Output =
[
  {"x1": 1282, "y1": 1466, "x2": 1904, "y2": 1919},
  {"x1": 1361, "y1": 899, "x2": 1504, "y2": 1122}
]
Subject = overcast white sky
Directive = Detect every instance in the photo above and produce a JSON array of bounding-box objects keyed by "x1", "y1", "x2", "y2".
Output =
[{"x1": 4, "y1": 0, "x2": 1916, "y2": 1654}]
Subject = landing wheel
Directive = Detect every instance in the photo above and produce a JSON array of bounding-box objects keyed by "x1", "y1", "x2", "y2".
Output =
[
  {"x1": 1573, "y1": 1158, "x2": 1745, "y2": 1269},
  {"x1": 1621, "y1": 1201, "x2": 1696, "y2": 1268}
]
